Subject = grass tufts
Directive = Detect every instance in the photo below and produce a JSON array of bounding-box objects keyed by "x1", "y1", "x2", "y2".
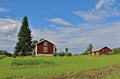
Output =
[{"x1": 11, "y1": 59, "x2": 56, "y2": 68}]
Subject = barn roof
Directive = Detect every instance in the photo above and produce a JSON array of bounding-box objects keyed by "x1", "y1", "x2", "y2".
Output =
[
  {"x1": 92, "y1": 46, "x2": 112, "y2": 52},
  {"x1": 37, "y1": 39, "x2": 55, "y2": 45},
  {"x1": 99, "y1": 46, "x2": 112, "y2": 51}
]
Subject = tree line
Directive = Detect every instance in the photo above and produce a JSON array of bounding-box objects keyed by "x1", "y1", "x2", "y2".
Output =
[{"x1": 0, "y1": 50, "x2": 12, "y2": 57}]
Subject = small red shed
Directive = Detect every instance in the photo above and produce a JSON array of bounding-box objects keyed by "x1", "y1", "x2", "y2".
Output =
[{"x1": 35, "y1": 40, "x2": 55, "y2": 55}]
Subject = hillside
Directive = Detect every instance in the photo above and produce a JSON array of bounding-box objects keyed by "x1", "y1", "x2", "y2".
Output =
[{"x1": 0, "y1": 55, "x2": 120, "y2": 79}]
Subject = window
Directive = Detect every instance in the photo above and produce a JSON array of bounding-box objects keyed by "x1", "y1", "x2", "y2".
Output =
[
  {"x1": 43, "y1": 42, "x2": 47, "y2": 46},
  {"x1": 43, "y1": 47, "x2": 48, "y2": 52}
]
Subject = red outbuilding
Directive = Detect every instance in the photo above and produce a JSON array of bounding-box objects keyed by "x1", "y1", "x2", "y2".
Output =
[
  {"x1": 92, "y1": 46, "x2": 112, "y2": 55},
  {"x1": 34, "y1": 40, "x2": 55, "y2": 55},
  {"x1": 99, "y1": 46, "x2": 112, "y2": 55}
]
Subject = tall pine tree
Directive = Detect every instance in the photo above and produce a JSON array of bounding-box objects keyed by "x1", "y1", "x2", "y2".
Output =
[
  {"x1": 15, "y1": 16, "x2": 32, "y2": 56},
  {"x1": 86, "y1": 43, "x2": 93, "y2": 55}
]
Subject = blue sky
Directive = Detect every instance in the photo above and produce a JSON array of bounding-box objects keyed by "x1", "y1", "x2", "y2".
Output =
[
  {"x1": 0, "y1": 0, "x2": 120, "y2": 53},
  {"x1": 0, "y1": 0, "x2": 96, "y2": 27}
]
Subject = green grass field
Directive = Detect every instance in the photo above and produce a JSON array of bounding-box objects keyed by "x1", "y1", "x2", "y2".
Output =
[{"x1": 0, "y1": 55, "x2": 120, "y2": 79}]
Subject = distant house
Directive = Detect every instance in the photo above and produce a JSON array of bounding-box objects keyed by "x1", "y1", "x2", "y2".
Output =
[
  {"x1": 92, "y1": 46, "x2": 112, "y2": 55},
  {"x1": 99, "y1": 46, "x2": 112, "y2": 55},
  {"x1": 34, "y1": 40, "x2": 55, "y2": 55}
]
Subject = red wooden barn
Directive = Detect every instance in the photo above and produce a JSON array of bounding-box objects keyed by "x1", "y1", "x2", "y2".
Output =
[
  {"x1": 34, "y1": 40, "x2": 55, "y2": 55},
  {"x1": 92, "y1": 46, "x2": 112, "y2": 55},
  {"x1": 99, "y1": 46, "x2": 112, "y2": 55}
]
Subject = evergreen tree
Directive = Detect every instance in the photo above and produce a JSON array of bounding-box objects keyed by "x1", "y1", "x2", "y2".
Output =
[
  {"x1": 55, "y1": 47, "x2": 57, "y2": 53},
  {"x1": 65, "y1": 48, "x2": 68, "y2": 53},
  {"x1": 14, "y1": 16, "x2": 32, "y2": 56},
  {"x1": 86, "y1": 43, "x2": 93, "y2": 55}
]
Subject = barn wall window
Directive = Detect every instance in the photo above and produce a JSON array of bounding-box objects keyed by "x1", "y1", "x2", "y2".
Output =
[
  {"x1": 44, "y1": 42, "x2": 47, "y2": 46},
  {"x1": 43, "y1": 47, "x2": 48, "y2": 52}
]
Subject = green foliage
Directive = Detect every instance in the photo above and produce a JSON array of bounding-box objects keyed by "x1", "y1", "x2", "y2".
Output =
[
  {"x1": 74, "y1": 53, "x2": 79, "y2": 56},
  {"x1": 53, "y1": 53, "x2": 57, "y2": 57},
  {"x1": 111, "y1": 47, "x2": 120, "y2": 55},
  {"x1": 13, "y1": 53, "x2": 16, "y2": 58},
  {"x1": 14, "y1": 16, "x2": 32, "y2": 56},
  {"x1": 86, "y1": 43, "x2": 93, "y2": 54},
  {"x1": 65, "y1": 48, "x2": 68, "y2": 53},
  {"x1": 31, "y1": 40, "x2": 38, "y2": 48},
  {"x1": 54, "y1": 52, "x2": 72, "y2": 57},
  {"x1": 0, "y1": 50, "x2": 12, "y2": 57},
  {"x1": 81, "y1": 52, "x2": 89, "y2": 55},
  {"x1": 55, "y1": 47, "x2": 57, "y2": 53},
  {"x1": 58, "y1": 52, "x2": 66, "y2": 57},
  {"x1": 67, "y1": 52, "x2": 72, "y2": 56},
  {"x1": 39, "y1": 38, "x2": 44, "y2": 42}
]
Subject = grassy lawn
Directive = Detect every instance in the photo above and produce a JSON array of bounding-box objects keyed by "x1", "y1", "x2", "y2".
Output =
[{"x1": 0, "y1": 55, "x2": 120, "y2": 79}]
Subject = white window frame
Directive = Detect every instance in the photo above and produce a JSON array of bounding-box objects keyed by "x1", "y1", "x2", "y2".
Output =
[{"x1": 43, "y1": 47, "x2": 48, "y2": 52}]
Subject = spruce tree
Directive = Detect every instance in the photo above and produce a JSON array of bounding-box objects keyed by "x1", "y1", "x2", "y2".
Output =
[
  {"x1": 65, "y1": 48, "x2": 68, "y2": 53},
  {"x1": 86, "y1": 43, "x2": 93, "y2": 55},
  {"x1": 14, "y1": 16, "x2": 32, "y2": 56}
]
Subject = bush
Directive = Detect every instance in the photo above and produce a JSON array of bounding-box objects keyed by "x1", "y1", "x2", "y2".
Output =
[
  {"x1": 81, "y1": 52, "x2": 89, "y2": 55},
  {"x1": 58, "y1": 52, "x2": 65, "y2": 57},
  {"x1": 74, "y1": 54, "x2": 79, "y2": 56},
  {"x1": 53, "y1": 53, "x2": 57, "y2": 57},
  {"x1": 0, "y1": 50, "x2": 12, "y2": 57},
  {"x1": 111, "y1": 48, "x2": 120, "y2": 55},
  {"x1": 67, "y1": 52, "x2": 72, "y2": 56}
]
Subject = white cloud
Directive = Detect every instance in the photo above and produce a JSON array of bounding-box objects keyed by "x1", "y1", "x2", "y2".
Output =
[
  {"x1": 32, "y1": 21, "x2": 120, "y2": 53},
  {"x1": 0, "y1": 7, "x2": 9, "y2": 12},
  {"x1": 0, "y1": 18, "x2": 21, "y2": 52},
  {"x1": 74, "y1": 0, "x2": 120, "y2": 21},
  {"x1": 96, "y1": 0, "x2": 106, "y2": 10},
  {"x1": 46, "y1": 18, "x2": 73, "y2": 27},
  {"x1": 96, "y1": 0, "x2": 116, "y2": 10},
  {"x1": 73, "y1": 11, "x2": 103, "y2": 21}
]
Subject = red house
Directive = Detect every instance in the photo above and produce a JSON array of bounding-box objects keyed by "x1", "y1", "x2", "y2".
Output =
[
  {"x1": 92, "y1": 46, "x2": 112, "y2": 55},
  {"x1": 99, "y1": 46, "x2": 112, "y2": 55},
  {"x1": 34, "y1": 40, "x2": 55, "y2": 55}
]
